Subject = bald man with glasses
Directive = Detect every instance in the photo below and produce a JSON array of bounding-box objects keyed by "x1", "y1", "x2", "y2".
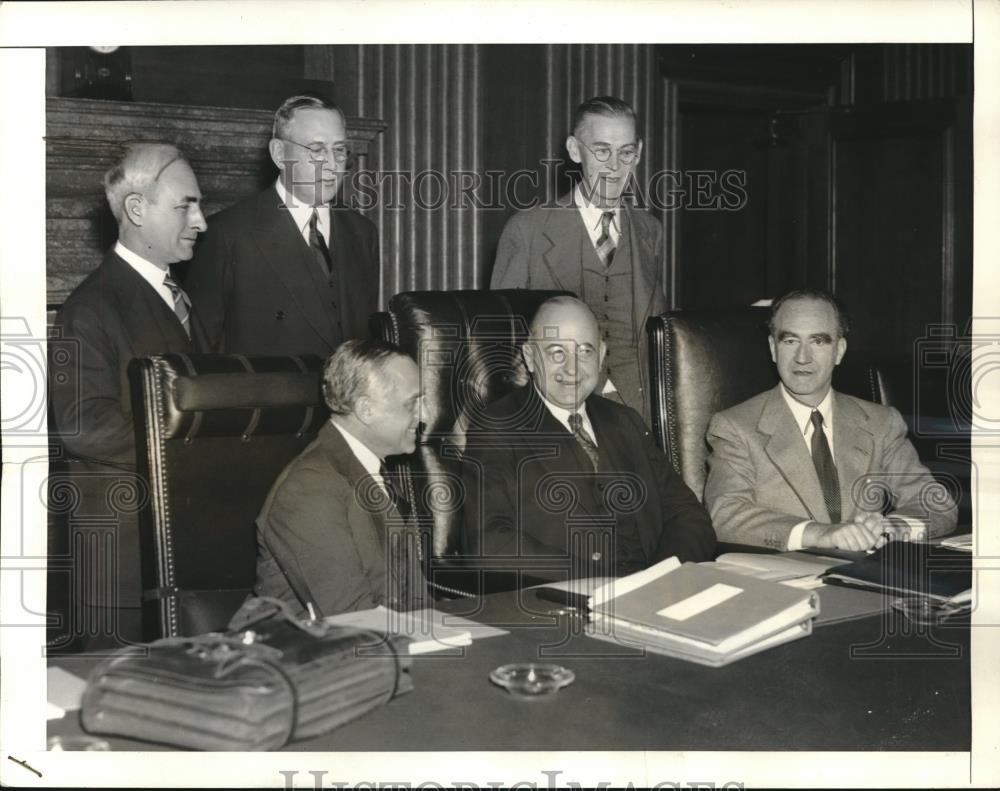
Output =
[
  {"x1": 491, "y1": 95, "x2": 666, "y2": 427},
  {"x1": 186, "y1": 92, "x2": 379, "y2": 357}
]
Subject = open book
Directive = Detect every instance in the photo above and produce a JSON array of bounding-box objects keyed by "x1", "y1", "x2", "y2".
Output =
[{"x1": 586, "y1": 557, "x2": 820, "y2": 667}]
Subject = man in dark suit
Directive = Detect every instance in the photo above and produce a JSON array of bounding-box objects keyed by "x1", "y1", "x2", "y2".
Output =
[
  {"x1": 462, "y1": 297, "x2": 715, "y2": 582},
  {"x1": 491, "y1": 96, "x2": 665, "y2": 425},
  {"x1": 255, "y1": 339, "x2": 428, "y2": 617},
  {"x1": 185, "y1": 92, "x2": 379, "y2": 357},
  {"x1": 705, "y1": 289, "x2": 958, "y2": 551},
  {"x1": 50, "y1": 142, "x2": 208, "y2": 645}
]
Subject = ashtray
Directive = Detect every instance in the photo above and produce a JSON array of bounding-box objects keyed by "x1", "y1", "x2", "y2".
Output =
[
  {"x1": 489, "y1": 662, "x2": 575, "y2": 699},
  {"x1": 891, "y1": 596, "x2": 967, "y2": 625}
]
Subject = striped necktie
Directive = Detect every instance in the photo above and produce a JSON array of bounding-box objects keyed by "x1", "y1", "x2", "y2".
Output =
[
  {"x1": 162, "y1": 272, "x2": 191, "y2": 339},
  {"x1": 309, "y1": 209, "x2": 332, "y2": 275},
  {"x1": 567, "y1": 412, "x2": 600, "y2": 472},
  {"x1": 810, "y1": 410, "x2": 841, "y2": 523},
  {"x1": 595, "y1": 211, "x2": 616, "y2": 268}
]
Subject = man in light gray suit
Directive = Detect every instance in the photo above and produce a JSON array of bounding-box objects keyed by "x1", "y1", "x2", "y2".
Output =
[
  {"x1": 704, "y1": 290, "x2": 957, "y2": 551},
  {"x1": 490, "y1": 96, "x2": 665, "y2": 425}
]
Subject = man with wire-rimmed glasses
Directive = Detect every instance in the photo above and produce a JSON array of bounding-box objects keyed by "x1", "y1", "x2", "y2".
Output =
[
  {"x1": 186, "y1": 92, "x2": 379, "y2": 358},
  {"x1": 491, "y1": 95, "x2": 666, "y2": 427}
]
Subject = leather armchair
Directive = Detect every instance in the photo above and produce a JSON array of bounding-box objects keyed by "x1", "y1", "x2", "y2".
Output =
[
  {"x1": 129, "y1": 353, "x2": 326, "y2": 638},
  {"x1": 646, "y1": 306, "x2": 890, "y2": 502},
  {"x1": 370, "y1": 289, "x2": 571, "y2": 583}
]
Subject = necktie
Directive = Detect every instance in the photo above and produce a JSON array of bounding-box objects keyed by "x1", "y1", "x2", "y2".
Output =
[
  {"x1": 810, "y1": 410, "x2": 841, "y2": 523},
  {"x1": 379, "y1": 462, "x2": 412, "y2": 522},
  {"x1": 162, "y1": 272, "x2": 191, "y2": 339},
  {"x1": 309, "y1": 209, "x2": 332, "y2": 275},
  {"x1": 378, "y1": 462, "x2": 419, "y2": 610},
  {"x1": 567, "y1": 412, "x2": 600, "y2": 472},
  {"x1": 595, "y1": 211, "x2": 616, "y2": 268}
]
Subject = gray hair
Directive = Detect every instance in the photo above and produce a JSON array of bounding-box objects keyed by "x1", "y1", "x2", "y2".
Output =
[
  {"x1": 103, "y1": 142, "x2": 188, "y2": 224},
  {"x1": 323, "y1": 338, "x2": 411, "y2": 414},
  {"x1": 272, "y1": 92, "x2": 344, "y2": 139}
]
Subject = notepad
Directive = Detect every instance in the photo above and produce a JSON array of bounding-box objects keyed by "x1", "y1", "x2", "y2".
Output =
[{"x1": 324, "y1": 605, "x2": 507, "y2": 654}]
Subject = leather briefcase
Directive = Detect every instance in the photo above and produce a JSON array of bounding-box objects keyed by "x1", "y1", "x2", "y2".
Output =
[{"x1": 80, "y1": 597, "x2": 413, "y2": 750}]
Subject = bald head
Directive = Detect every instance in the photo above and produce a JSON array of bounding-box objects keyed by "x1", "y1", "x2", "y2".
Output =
[{"x1": 523, "y1": 297, "x2": 606, "y2": 410}]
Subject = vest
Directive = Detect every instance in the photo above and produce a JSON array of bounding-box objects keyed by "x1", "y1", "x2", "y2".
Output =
[{"x1": 578, "y1": 213, "x2": 642, "y2": 413}]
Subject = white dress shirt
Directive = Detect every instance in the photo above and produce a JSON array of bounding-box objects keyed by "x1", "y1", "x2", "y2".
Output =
[
  {"x1": 781, "y1": 386, "x2": 835, "y2": 551},
  {"x1": 534, "y1": 388, "x2": 599, "y2": 446},
  {"x1": 275, "y1": 179, "x2": 330, "y2": 247},
  {"x1": 330, "y1": 419, "x2": 389, "y2": 494},
  {"x1": 114, "y1": 241, "x2": 174, "y2": 311},
  {"x1": 574, "y1": 183, "x2": 621, "y2": 248}
]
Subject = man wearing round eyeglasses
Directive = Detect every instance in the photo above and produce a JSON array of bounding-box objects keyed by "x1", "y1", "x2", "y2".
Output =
[
  {"x1": 491, "y1": 95, "x2": 666, "y2": 428},
  {"x1": 186, "y1": 92, "x2": 379, "y2": 358}
]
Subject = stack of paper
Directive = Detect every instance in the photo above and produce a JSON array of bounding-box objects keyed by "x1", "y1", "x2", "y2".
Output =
[
  {"x1": 710, "y1": 551, "x2": 848, "y2": 589},
  {"x1": 324, "y1": 606, "x2": 507, "y2": 654},
  {"x1": 586, "y1": 557, "x2": 820, "y2": 667}
]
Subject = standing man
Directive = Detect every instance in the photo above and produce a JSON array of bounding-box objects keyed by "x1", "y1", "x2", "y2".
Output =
[
  {"x1": 462, "y1": 297, "x2": 715, "y2": 582},
  {"x1": 50, "y1": 142, "x2": 208, "y2": 644},
  {"x1": 704, "y1": 289, "x2": 958, "y2": 551},
  {"x1": 186, "y1": 93, "x2": 379, "y2": 357},
  {"x1": 491, "y1": 96, "x2": 665, "y2": 425},
  {"x1": 255, "y1": 339, "x2": 428, "y2": 617}
]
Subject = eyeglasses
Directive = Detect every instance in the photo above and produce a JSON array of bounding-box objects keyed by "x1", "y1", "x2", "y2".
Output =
[
  {"x1": 540, "y1": 344, "x2": 599, "y2": 364},
  {"x1": 577, "y1": 140, "x2": 639, "y2": 165},
  {"x1": 278, "y1": 137, "x2": 351, "y2": 163}
]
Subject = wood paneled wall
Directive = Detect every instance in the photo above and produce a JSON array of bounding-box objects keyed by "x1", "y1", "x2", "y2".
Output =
[{"x1": 46, "y1": 44, "x2": 972, "y2": 316}]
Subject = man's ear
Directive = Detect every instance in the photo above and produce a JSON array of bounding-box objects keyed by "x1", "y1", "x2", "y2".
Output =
[
  {"x1": 598, "y1": 340, "x2": 607, "y2": 368},
  {"x1": 521, "y1": 341, "x2": 536, "y2": 375},
  {"x1": 566, "y1": 135, "x2": 583, "y2": 165},
  {"x1": 123, "y1": 193, "x2": 144, "y2": 227},
  {"x1": 268, "y1": 138, "x2": 287, "y2": 172},
  {"x1": 835, "y1": 336, "x2": 847, "y2": 366},
  {"x1": 768, "y1": 334, "x2": 777, "y2": 364},
  {"x1": 353, "y1": 395, "x2": 374, "y2": 426},
  {"x1": 634, "y1": 138, "x2": 644, "y2": 164}
]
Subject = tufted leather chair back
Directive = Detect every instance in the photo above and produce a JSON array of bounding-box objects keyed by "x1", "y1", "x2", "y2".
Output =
[
  {"x1": 370, "y1": 289, "x2": 572, "y2": 558},
  {"x1": 129, "y1": 354, "x2": 326, "y2": 638},
  {"x1": 646, "y1": 307, "x2": 891, "y2": 502}
]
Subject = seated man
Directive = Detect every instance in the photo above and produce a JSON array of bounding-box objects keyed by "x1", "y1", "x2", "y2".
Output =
[
  {"x1": 254, "y1": 339, "x2": 428, "y2": 617},
  {"x1": 462, "y1": 296, "x2": 715, "y2": 581},
  {"x1": 704, "y1": 289, "x2": 958, "y2": 551}
]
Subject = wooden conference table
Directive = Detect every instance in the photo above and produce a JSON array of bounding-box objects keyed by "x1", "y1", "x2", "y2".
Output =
[{"x1": 48, "y1": 585, "x2": 970, "y2": 752}]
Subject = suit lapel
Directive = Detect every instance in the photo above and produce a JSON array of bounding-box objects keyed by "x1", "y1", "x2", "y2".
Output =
[
  {"x1": 832, "y1": 392, "x2": 875, "y2": 521},
  {"x1": 105, "y1": 254, "x2": 192, "y2": 354},
  {"x1": 252, "y1": 188, "x2": 337, "y2": 345},
  {"x1": 539, "y1": 194, "x2": 586, "y2": 294},
  {"x1": 624, "y1": 207, "x2": 662, "y2": 343},
  {"x1": 758, "y1": 386, "x2": 829, "y2": 522},
  {"x1": 317, "y1": 422, "x2": 389, "y2": 575}
]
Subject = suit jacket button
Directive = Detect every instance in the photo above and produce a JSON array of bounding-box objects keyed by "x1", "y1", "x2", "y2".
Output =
[
  {"x1": 275, "y1": 310, "x2": 286, "y2": 320},
  {"x1": 591, "y1": 552, "x2": 602, "y2": 561}
]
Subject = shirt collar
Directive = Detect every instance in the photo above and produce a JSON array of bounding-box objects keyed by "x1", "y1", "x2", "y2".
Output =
[
  {"x1": 275, "y1": 178, "x2": 328, "y2": 236},
  {"x1": 532, "y1": 385, "x2": 596, "y2": 440},
  {"x1": 574, "y1": 183, "x2": 620, "y2": 233},
  {"x1": 779, "y1": 384, "x2": 834, "y2": 436},
  {"x1": 114, "y1": 240, "x2": 174, "y2": 302},
  {"x1": 330, "y1": 419, "x2": 382, "y2": 478}
]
